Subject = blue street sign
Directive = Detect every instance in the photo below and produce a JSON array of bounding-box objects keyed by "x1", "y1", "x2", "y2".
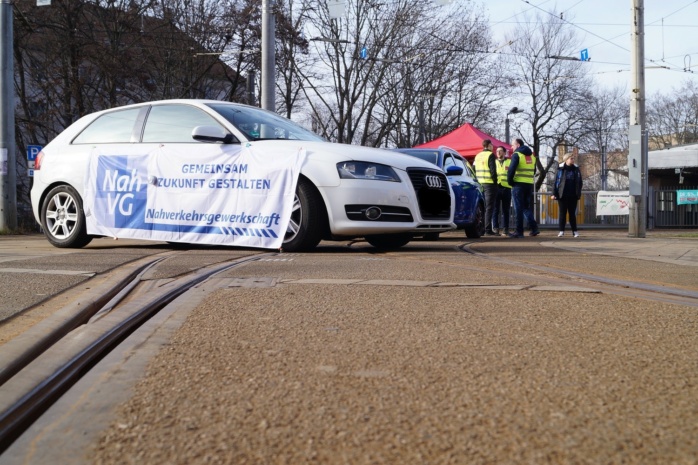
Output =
[
  {"x1": 360, "y1": 47, "x2": 368, "y2": 59},
  {"x1": 580, "y1": 49, "x2": 589, "y2": 61},
  {"x1": 27, "y1": 145, "x2": 42, "y2": 161}
]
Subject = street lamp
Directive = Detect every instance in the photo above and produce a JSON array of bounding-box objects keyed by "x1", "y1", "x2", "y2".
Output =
[
  {"x1": 505, "y1": 107, "x2": 523, "y2": 146},
  {"x1": 310, "y1": 37, "x2": 351, "y2": 44}
]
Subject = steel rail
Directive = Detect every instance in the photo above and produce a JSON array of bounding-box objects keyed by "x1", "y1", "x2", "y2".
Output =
[
  {"x1": 0, "y1": 252, "x2": 270, "y2": 453},
  {"x1": 458, "y1": 244, "x2": 698, "y2": 307},
  {"x1": 0, "y1": 254, "x2": 170, "y2": 387}
]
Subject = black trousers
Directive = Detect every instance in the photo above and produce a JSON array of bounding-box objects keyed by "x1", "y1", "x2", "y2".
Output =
[
  {"x1": 482, "y1": 183, "x2": 498, "y2": 233},
  {"x1": 557, "y1": 197, "x2": 579, "y2": 232},
  {"x1": 492, "y1": 186, "x2": 511, "y2": 230}
]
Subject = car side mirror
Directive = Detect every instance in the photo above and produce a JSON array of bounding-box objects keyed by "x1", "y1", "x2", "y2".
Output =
[
  {"x1": 192, "y1": 126, "x2": 239, "y2": 144},
  {"x1": 445, "y1": 165, "x2": 463, "y2": 176}
]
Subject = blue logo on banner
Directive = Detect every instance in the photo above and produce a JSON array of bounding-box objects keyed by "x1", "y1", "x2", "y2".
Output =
[{"x1": 94, "y1": 155, "x2": 149, "y2": 229}]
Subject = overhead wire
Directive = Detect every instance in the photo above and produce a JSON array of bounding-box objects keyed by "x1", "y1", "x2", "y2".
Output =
[{"x1": 517, "y1": 0, "x2": 698, "y2": 74}]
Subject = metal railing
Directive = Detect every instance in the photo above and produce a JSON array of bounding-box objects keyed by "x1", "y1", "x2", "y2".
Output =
[
  {"x1": 536, "y1": 191, "x2": 628, "y2": 227},
  {"x1": 649, "y1": 186, "x2": 698, "y2": 228}
]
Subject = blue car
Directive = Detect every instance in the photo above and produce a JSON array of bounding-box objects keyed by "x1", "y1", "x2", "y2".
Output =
[{"x1": 394, "y1": 146, "x2": 485, "y2": 238}]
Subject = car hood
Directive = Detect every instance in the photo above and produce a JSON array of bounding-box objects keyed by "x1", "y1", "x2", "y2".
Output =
[{"x1": 249, "y1": 140, "x2": 439, "y2": 172}]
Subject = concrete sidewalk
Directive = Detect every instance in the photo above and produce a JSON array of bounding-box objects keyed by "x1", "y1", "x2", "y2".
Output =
[{"x1": 541, "y1": 230, "x2": 698, "y2": 267}]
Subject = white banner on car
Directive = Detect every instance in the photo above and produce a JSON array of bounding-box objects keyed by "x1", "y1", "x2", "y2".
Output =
[
  {"x1": 596, "y1": 190, "x2": 630, "y2": 216},
  {"x1": 83, "y1": 144, "x2": 306, "y2": 249}
]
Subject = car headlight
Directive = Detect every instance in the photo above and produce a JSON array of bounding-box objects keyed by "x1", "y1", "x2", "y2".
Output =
[{"x1": 336, "y1": 161, "x2": 401, "y2": 182}]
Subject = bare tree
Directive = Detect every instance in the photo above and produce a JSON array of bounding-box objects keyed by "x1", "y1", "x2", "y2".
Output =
[
  {"x1": 291, "y1": 0, "x2": 503, "y2": 147},
  {"x1": 646, "y1": 80, "x2": 698, "y2": 149},
  {"x1": 504, "y1": 11, "x2": 593, "y2": 190}
]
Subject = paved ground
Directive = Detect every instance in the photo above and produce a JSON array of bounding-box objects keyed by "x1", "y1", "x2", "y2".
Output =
[{"x1": 2, "y1": 230, "x2": 697, "y2": 464}]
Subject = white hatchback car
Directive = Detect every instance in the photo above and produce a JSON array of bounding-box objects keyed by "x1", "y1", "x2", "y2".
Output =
[{"x1": 31, "y1": 100, "x2": 455, "y2": 252}]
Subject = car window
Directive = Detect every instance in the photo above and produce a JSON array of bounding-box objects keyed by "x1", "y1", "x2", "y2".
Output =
[
  {"x1": 443, "y1": 154, "x2": 455, "y2": 170},
  {"x1": 454, "y1": 156, "x2": 468, "y2": 174},
  {"x1": 142, "y1": 104, "x2": 224, "y2": 143},
  {"x1": 464, "y1": 159, "x2": 477, "y2": 179},
  {"x1": 207, "y1": 103, "x2": 325, "y2": 142},
  {"x1": 394, "y1": 149, "x2": 438, "y2": 165},
  {"x1": 72, "y1": 108, "x2": 142, "y2": 144}
]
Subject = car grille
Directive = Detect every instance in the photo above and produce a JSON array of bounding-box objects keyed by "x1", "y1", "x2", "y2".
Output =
[
  {"x1": 406, "y1": 168, "x2": 452, "y2": 220},
  {"x1": 345, "y1": 205, "x2": 413, "y2": 222}
]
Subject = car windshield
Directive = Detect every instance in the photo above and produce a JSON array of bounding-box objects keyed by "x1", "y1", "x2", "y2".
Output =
[
  {"x1": 207, "y1": 103, "x2": 325, "y2": 142},
  {"x1": 394, "y1": 149, "x2": 439, "y2": 166}
]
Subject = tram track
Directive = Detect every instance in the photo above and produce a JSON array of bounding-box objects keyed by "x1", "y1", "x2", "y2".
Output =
[
  {"x1": 0, "y1": 250, "x2": 270, "y2": 453},
  {"x1": 456, "y1": 243, "x2": 698, "y2": 308}
]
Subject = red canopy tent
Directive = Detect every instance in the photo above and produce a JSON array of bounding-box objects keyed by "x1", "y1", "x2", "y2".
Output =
[{"x1": 414, "y1": 123, "x2": 511, "y2": 161}]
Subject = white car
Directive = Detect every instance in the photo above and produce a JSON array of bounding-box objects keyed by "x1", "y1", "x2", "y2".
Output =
[{"x1": 31, "y1": 100, "x2": 455, "y2": 252}]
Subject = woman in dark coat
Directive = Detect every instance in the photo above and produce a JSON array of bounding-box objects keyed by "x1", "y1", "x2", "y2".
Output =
[{"x1": 551, "y1": 152, "x2": 583, "y2": 237}]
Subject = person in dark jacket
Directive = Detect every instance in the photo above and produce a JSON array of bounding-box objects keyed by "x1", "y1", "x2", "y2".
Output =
[
  {"x1": 506, "y1": 138, "x2": 539, "y2": 238},
  {"x1": 551, "y1": 151, "x2": 583, "y2": 237}
]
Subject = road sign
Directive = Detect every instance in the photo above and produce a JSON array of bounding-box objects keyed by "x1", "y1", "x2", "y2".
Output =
[
  {"x1": 27, "y1": 145, "x2": 42, "y2": 161},
  {"x1": 360, "y1": 47, "x2": 368, "y2": 59},
  {"x1": 580, "y1": 49, "x2": 589, "y2": 61}
]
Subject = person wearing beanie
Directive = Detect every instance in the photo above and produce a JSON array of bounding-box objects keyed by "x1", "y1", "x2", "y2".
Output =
[{"x1": 551, "y1": 151, "x2": 583, "y2": 237}]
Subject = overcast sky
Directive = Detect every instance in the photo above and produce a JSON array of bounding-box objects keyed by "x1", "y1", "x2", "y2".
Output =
[{"x1": 481, "y1": 0, "x2": 698, "y2": 96}]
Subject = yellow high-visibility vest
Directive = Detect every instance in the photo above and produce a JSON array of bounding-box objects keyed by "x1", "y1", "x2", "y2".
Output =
[
  {"x1": 474, "y1": 151, "x2": 495, "y2": 184},
  {"x1": 512, "y1": 152, "x2": 536, "y2": 184},
  {"x1": 496, "y1": 158, "x2": 511, "y2": 188}
]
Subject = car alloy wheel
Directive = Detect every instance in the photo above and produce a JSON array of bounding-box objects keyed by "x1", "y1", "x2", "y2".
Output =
[
  {"x1": 41, "y1": 185, "x2": 92, "y2": 248},
  {"x1": 282, "y1": 178, "x2": 327, "y2": 252},
  {"x1": 465, "y1": 202, "x2": 485, "y2": 239}
]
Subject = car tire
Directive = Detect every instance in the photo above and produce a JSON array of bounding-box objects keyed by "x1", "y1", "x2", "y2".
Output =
[
  {"x1": 282, "y1": 178, "x2": 327, "y2": 252},
  {"x1": 464, "y1": 202, "x2": 485, "y2": 239},
  {"x1": 40, "y1": 185, "x2": 93, "y2": 248},
  {"x1": 365, "y1": 233, "x2": 412, "y2": 250}
]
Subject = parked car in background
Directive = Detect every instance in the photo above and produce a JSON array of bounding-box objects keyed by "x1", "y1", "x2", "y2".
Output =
[
  {"x1": 30, "y1": 100, "x2": 455, "y2": 252},
  {"x1": 394, "y1": 146, "x2": 485, "y2": 239}
]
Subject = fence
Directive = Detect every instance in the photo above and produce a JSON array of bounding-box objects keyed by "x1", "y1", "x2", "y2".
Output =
[
  {"x1": 512, "y1": 188, "x2": 697, "y2": 229},
  {"x1": 535, "y1": 191, "x2": 628, "y2": 227},
  {"x1": 649, "y1": 186, "x2": 698, "y2": 228}
]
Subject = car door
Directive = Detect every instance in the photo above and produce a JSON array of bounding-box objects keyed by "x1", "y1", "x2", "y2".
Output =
[
  {"x1": 442, "y1": 152, "x2": 469, "y2": 226},
  {"x1": 453, "y1": 155, "x2": 484, "y2": 226}
]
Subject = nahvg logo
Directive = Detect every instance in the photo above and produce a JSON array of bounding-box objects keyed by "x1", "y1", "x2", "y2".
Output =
[{"x1": 94, "y1": 155, "x2": 149, "y2": 229}]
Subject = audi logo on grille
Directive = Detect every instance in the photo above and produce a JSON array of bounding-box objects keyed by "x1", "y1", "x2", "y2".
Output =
[{"x1": 424, "y1": 175, "x2": 443, "y2": 189}]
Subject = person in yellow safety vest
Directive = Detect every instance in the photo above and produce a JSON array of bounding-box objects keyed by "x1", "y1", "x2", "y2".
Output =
[
  {"x1": 492, "y1": 146, "x2": 512, "y2": 236},
  {"x1": 506, "y1": 138, "x2": 540, "y2": 238},
  {"x1": 473, "y1": 139, "x2": 498, "y2": 236}
]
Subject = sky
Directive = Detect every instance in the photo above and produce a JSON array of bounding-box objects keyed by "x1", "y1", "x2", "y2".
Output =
[{"x1": 481, "y1": 0, "x2": 698, "y2": 96}]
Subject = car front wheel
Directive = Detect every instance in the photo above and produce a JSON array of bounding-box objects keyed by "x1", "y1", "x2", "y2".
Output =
[
  {"x1": 41, "y1": 185, "x2": 92, "y2": 248},
  {"x1": 282, "y1": 178, "x2": 327, "y2": 252},
  {"x1": 464, "y1": 202, "x2": 485, "y2": 238}
]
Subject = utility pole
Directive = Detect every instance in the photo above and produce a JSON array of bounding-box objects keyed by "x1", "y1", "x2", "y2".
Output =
[
  {"x1": 628, "y1": 0, "x2": 646, "y2": 237},
  {"x1": 0, "y1": 0, "x2": 17, "y2": 231},
  {"x1": 261, "y1": 0, "x2": 275, "y2": 112},
  {"x1": 246, "y1": 70, "x2": 256, "y2": 106},
  {"x1": 418, "y1": 99, "x2": 425, "y2": 145}
]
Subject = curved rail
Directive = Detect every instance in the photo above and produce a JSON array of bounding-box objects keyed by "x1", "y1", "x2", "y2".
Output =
[
  {"x1": 0, "y1": 252, "x2": 270, "y2": 453},
  {"x1": 459, "y1": 243, "x2": 698, "y2": 308}
]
